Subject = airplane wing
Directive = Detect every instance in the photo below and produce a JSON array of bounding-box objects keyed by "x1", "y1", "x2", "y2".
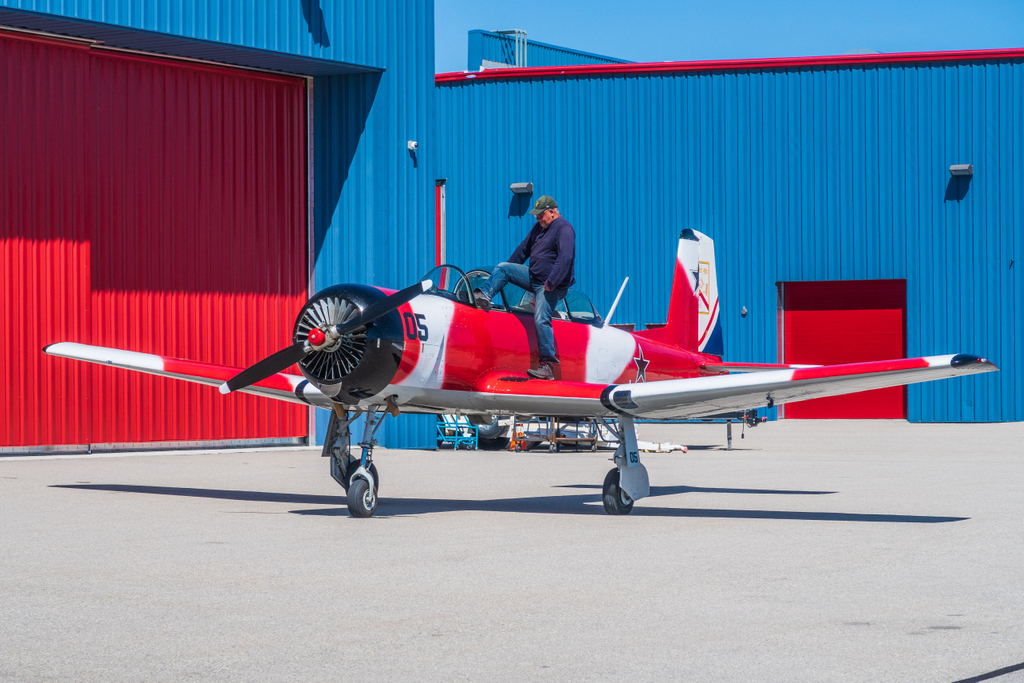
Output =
[
  {"x1": 468, "y1": 354, "x2": 997, "y2": 419},
  {"x1": 45, "y1": 344, "x2": 997, "y2": 421},
  {"x1": 609, "y1": 354, "x2": 996, "y2": 419},
  {"x1": 43, "y1": 342, "x2": 333, "y2": 408}
]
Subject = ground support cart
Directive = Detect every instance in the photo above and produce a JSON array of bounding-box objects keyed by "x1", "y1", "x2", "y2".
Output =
[
  {"x1": 510, "y1": 416, "x2": 606, "y2": 452},
  {"x1": 436, "y1": 414, "x2": 478, "y2": 450}
]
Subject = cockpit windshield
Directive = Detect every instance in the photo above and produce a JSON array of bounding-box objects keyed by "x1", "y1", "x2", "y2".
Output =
[{"x1": 420, "y1": 265, "x2": 474, "y2": 304}]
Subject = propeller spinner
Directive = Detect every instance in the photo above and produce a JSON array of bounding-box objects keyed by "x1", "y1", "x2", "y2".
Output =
[{"x1": 219, "y1": 279, "x2": 431, "y2": 394}]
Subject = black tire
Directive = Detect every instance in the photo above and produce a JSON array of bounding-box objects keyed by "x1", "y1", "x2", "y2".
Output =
[
  {"x1": 602, "y1": 468, "x2": 634, "y2": 515},
  {"x1": 514, "y1": 443, "x2": 522, "y2": 452},
  {"x1": 347, "y1": 477, "x2": 377, "y2": 518},
  {"x1": 591, "y1": 441, "x2": 598, "y2": 452},
  {"x1": 479, "y1": 436, "x2": 511, "y2": 450},
  {"x1": 550, "y1": 442, "x2": 559, "y2": 453}
]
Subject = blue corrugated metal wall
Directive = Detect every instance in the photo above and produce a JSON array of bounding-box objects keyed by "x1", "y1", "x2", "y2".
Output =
[
  {"x1": 436, "y1": 58, "x2": 1022, "y2": 423},
  {"x1": 1, "y1": 0, "x2": 397, "y2": 68},
  {"x1": 308, "y1": 1, "x2": 436, "y2": 448},
  {"x1": 467, "y1": 29, "x2": 629, "y2": 71},
  {"x1": 3, "y1": 0, "x2": 438, "y2": 446}
]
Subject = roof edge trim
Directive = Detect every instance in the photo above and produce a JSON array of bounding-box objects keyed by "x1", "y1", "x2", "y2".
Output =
[
  {"x1": 436, "y1": 47, "x2": 1024, "y2": 84},
  {"x1": 0, "y1": 7, "x2": 381, "y2": 76}
]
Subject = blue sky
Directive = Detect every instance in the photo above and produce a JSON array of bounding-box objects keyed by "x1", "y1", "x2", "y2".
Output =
[{"x1": 435, "y1": 0, "x2": 1024, "y2": 73}]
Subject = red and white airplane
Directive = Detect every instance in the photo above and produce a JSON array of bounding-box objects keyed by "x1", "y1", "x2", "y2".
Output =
[{"x1": 45, "y1": 229, "x2": 997, "y2": 517}]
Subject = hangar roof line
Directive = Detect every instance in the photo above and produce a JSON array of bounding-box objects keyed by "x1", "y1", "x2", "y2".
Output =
[
  {"x1": 0, "y1": 8, "x2": 379, "y2": 76},
  {"x1": 436, "y1": 47, "x2": 1024, "y2": 84}
]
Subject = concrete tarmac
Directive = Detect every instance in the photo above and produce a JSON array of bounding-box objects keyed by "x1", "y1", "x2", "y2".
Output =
[{"x1": 2, "y1": 420, "x2": 1023, "y2": 682}]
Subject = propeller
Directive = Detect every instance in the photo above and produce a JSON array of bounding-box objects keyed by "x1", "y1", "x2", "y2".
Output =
[{"x1": 219, "y1": 279, "x2": 432, "y2": 394}]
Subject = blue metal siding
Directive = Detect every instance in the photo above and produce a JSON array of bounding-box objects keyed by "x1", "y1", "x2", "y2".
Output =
[
  {"x1": 0, "y1": 0, "x2": 390, "y2": 69},
  {"x1": 305, "y1": 0, "x2": 436, "y2": 448},
  {"x1": 437, "y1": 58, "x2": 1023, "y2": 422},
  {"x1": 0, "y1": 7, "x2": 375, "y2": 74},
  {"x1": 5, "y1": 0, "x2": 438, "y2": 446},
  {"x1": 467, "y1": 29, "x2": 629, "y2": 71},
  {"x1": 311, "y1": 0, "x2": 436, "y2": 448}
]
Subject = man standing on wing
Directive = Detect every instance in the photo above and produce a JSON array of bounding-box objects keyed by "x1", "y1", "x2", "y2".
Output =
[{"x1": 474, "y1": 195, "x2": 576, "y2": 380}]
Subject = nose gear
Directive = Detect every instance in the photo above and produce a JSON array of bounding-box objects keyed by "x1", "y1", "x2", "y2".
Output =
[{"x1": 322, "y1": 402, "x2": 395, "y2": 518}]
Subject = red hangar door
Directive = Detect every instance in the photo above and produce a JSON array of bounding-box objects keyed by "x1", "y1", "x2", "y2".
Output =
[
  {"x1": 1, "y1": 29, "x2": 308, "y2": 449},
  {"x1": 779, "y1": 280, "x2": 908, "y2": 419}
]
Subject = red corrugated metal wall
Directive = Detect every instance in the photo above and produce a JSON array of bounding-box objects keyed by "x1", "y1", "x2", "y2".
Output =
[
  {"x1": 1, "y1": 33, "x2": 93, "y2": 447},
  {"x1": 782, "y1": 280, "x2": 907, "y2": 419},
  {"x1": 1, "y1": 29, "x2": 308, "y2": 447}
]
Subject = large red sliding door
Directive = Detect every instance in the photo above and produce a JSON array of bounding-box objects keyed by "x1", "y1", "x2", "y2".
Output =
[
  {"x1": 2, "y1": 29, "x2": 308, "y2": 448},
  {"x1": 781, "y1": 280, "x2": 907, "y2": 419},
  {"x1": 1, "y1": 33, "x2": 93, "y2": 447}
]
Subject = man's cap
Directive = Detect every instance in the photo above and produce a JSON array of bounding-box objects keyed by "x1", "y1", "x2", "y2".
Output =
[{"x1": 529, "y1": 195, "x2": 558, "y2": 216}]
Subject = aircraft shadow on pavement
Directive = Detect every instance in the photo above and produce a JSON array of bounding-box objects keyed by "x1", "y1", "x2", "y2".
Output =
[
  {"x1": 53, "y1": 483, "x2": 968, "y2": 523},
  {"x1": 559, "y1": 484, "x2": 837, "y2": 496}
]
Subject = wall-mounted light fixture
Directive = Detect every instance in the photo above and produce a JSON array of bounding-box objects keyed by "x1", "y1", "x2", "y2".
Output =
[
  {"x1": 949, "y1": 164, "x2": 973, "y2": 177},
  {"x1": 407, "y1": 140, "x2": 418, "y2": 151},
  {"x1": 510, "y1": 182, "x2": 533, "y2": 194}
]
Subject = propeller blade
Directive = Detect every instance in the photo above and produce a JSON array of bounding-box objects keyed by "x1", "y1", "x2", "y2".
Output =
[
  {"x1": 219, "y1": 279, "x2": 432, "y2": 394},
  {"x1": 220, "y1": 341, "x2": 306, "y2": 394},
  {"x1": 332, "y1": 279, "x2": 432, "y2": 336}
]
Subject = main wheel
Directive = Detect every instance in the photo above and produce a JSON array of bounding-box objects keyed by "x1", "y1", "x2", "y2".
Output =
[
  {"x1": 347, "y1": 477, "x2": 377, "y2": 518},
  {"x1": 602, "y1": 468, "x2": 634, "y2": 515}
]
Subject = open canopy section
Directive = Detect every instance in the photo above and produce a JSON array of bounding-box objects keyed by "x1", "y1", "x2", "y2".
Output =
[{"x1": 420, "y1": 264, "x2": 602, "y2": 325}]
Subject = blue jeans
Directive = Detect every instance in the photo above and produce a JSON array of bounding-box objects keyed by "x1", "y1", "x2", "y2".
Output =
[{"x1": 480, "y1": 262, "x2": 567, "y2": 364}]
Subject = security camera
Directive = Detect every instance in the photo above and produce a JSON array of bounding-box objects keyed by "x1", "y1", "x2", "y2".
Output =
[{"x1": 407, "y1": 140, "x2": 418, "y2": 151}]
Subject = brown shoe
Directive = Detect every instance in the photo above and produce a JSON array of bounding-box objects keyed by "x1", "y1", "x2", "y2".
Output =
[{"x1": 526, "y1": 362, "x2": 554, "y2": 380}]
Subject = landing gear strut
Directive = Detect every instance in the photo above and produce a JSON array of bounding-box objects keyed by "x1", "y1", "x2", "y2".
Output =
[
  {"x1": 598, "y1": 415, "x2": 650, "y2": 515},
  {"x1": 322, "y1": 405, "x2": 389, "y2": 518}
]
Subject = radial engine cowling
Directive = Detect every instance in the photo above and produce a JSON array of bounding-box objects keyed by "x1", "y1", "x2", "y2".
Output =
[{"x1": 293, "y1": 284, "x2": 405, "y2": 403}]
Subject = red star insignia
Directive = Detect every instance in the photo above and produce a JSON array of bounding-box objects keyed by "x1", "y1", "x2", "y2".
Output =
[{"x1": 633, "y1": 345, "x2": 650, "y2": 383}]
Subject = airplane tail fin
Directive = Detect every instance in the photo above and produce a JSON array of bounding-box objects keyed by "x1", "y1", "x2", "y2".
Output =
[{"x1": 635, "y1": 229, "x2": 723, "y2": 356}]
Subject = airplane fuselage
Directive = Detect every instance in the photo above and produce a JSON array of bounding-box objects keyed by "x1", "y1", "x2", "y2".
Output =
[{"x1": 365, "y1": 291, "x2": 713, "y2": 416}]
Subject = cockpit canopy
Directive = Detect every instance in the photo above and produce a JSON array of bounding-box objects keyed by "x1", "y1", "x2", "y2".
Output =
[{"x1": 419, "y1": 264, "x2": 602, "y2": 326}]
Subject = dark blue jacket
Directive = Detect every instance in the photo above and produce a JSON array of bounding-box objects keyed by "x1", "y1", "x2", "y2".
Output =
[{"x1": 509, "y1": 216, "x2": 576, "y2": 290}]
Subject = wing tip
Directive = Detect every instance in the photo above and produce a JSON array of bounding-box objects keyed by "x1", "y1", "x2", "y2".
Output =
[
  {"x1": 218, "y1": 382, "x2": 231, "y2": 394},
  {"x1": 950, "y1": 354, "x2": 999, "y2": 372},
  {"x1": 43, "y1": 342, "x2": 76, "y2": 357}
]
